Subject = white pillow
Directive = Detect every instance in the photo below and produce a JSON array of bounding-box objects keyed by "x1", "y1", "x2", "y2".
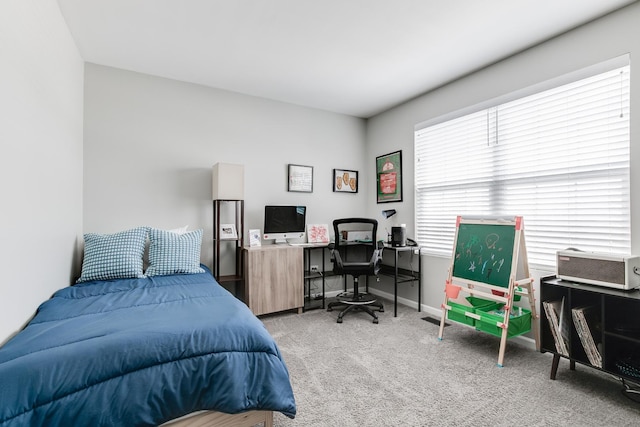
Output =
[{"x1": 167, "y1": 225, "x2": 189, "y2": 234}]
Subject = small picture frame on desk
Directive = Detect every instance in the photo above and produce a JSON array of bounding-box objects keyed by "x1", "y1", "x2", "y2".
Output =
[
  {"x1": 307, "y1": 224, "x2": 329, "y2": 243},
  {"x1": 248, "y1": 229, "x2": 261, "y2": 247}
]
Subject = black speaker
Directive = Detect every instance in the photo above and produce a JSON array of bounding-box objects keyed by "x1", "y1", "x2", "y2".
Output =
[{"x1": 391, "y1": 226, "x2": 406, "y2": 247}]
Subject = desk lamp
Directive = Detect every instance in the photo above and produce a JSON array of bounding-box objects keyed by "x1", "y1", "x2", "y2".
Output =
[
  {"x1": 381, "y1": 209, "x2": 397, "y2": 243},
  {"x1": 381, "y1": 209, "x2": 396, "y2": 219}
]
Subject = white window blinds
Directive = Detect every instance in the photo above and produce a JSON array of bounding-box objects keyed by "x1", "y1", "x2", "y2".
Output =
[{"x1": 415, "y1": 59, "x2": 630, "y2": 269}]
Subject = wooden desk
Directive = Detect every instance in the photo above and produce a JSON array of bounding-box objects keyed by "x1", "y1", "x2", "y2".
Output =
[{"x1": 243, "y1": 245, "x2": 303, "y2": 316}]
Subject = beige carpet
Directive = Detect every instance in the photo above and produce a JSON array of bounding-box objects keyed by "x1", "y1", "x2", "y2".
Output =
[{"x1": 261, "y1": 299, "x2": 640, "y2": 426}]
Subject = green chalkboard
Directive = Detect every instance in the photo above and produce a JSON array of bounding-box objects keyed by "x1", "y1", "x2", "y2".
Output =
[{"x1": 451, "y1": 221, "x2": 516, "y2": 288}]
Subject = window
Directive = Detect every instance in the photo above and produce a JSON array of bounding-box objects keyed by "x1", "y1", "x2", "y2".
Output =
[{"x1": 415, "y1": 57, "x2": 630, "y2": 269}]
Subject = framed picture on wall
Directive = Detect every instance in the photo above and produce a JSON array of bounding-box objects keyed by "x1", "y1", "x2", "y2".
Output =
[
  {"x1": 288, "y1": 164, "x2": 313, "y2": 192},
  {"x1": 333, "y1": 169, "x2": 358, "y2": 193},
  {"x1": 376, "y1": 150, "x2": 403, "y2": 203}
]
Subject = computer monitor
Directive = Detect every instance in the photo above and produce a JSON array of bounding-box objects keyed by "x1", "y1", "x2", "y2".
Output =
[{"x1": 263, "y1": 205, "x2": 306, "y2": 244}]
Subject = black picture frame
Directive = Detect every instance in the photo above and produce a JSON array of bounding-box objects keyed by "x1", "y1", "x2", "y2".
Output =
[
  {"x1": 332, "y1": 169, "x2": 358, "y2": 193},
  {"x1": 287, "y1": 164, "x2": 313, "y2": 192},
  {"x1": 376, "y1": 150, "x2": 402, "y2": 203}
]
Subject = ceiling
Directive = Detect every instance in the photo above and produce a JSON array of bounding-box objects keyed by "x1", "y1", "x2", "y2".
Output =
[{"x1": 57, "y1": 0, "x2": 636, "y2": 118}]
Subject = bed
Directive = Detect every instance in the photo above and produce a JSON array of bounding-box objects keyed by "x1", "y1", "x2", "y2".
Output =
[{"x1": 0, "y1": 227, "x2": 296, "y2": 426}]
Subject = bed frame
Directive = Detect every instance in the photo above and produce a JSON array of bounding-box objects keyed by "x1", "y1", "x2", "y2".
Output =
[{"x1": 162, "y1": 410, "x2": 273, "y2": 427}]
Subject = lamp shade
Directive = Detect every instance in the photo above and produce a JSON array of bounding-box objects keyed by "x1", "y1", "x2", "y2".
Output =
[
  {"x1": 381, "y1": 209, "x2": 397, "y2": 219},
  {"x1": 212, "y1": 163, "x2": 244, "y2": 200}
]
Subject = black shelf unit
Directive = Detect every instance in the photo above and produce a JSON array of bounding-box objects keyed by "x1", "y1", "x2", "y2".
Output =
[
  {"x1": 213, "y1": 199, "x2": 244, "y2": 297},
  {"x1": 303, "y1": 245, "x2": 328, "y2": 311},
  {"x1": 541, "y1": 275, "x2": 640, "y2": 397}
]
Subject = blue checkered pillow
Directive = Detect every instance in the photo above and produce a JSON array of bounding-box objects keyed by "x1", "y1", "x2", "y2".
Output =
[
  {"x1": 146, "y1": 228, "x2": 205, "y2": 277},
  {"x1": 77, "y1": 227, "x2": 148, "y2": 283}
]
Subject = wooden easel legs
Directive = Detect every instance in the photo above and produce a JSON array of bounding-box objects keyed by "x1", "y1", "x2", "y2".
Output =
[
  {"x1": 437, "y1": 293, "x2": 448, "y2": 340},
  {"x1": 438, "y1": 279, "x2": 540, "y2": 367}
]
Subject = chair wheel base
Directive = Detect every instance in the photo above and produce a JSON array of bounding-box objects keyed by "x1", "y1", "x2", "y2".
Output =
[{"x1": 330, "y1": 301, "x2": 382, "y2": 324}]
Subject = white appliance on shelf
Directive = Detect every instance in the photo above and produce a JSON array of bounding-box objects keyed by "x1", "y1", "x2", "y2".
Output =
[{"x1": 556, "y1": 250, "x2": 640, "y2": 290}]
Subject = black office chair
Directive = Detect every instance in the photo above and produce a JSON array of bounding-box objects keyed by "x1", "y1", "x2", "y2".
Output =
[{"x1": 327, "y1": 218, "x2": 384, "y2": 323}]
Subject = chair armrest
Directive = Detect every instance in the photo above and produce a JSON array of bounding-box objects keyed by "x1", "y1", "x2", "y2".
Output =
[
  {"x1": 328, "y1": 242, "x2": 344, "y2": 272},
  {"x1": 330, "y1": 241, "x2": 384, "y2": 275},
  {"x1": 370, "y1": 241, "x2": 384, "y2": 274}
]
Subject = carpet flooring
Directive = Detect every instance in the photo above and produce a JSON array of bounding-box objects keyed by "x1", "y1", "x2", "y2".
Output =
[{"x1": 261, "y1": 299, "x2": 640, "y2": 426}]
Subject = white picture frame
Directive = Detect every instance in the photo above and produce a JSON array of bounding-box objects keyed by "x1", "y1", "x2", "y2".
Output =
[
  {"x1": 249, "y1": 229, "x2": 262, "y2": 247},
  {"x1": 307, "y1": 224, "x2": 330, "y2": 243},
  {"x1": 220, "y1": 223, "x2": 238, "y2": 240}
]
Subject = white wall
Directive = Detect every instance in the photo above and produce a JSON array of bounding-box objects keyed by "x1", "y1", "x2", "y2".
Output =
[
  {"x1": 366, "y1": 2, "x2": 640, "y2": 315},
  {"x1": 83, "y1": 64, "x2": 367, "y2": 286},
  {"x1": 0, "y1": 1, "x2": 84, "y2": 344}
]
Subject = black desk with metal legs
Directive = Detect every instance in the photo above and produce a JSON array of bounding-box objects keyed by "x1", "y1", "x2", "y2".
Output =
[{"x1": 380, "y1": 244, "x2": 422, "y2": 317}]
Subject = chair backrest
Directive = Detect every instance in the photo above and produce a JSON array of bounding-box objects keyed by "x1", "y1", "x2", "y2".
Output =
[{"x1": 330, "y1": 218, "x2": 383, "y2": 277}]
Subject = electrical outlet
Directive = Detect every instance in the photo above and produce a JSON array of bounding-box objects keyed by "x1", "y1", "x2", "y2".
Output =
[{"x1": 310, "y1": 265, "x2": 319, "y2": 272}]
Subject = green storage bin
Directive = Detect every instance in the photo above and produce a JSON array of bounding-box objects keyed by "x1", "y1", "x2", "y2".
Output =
[
  {"x1": 447, "y1": 301, "x2": 476, "y2": 326},
  {"x1": 447, "y1": 296, "x2": 507, "y2": 327},
  {"x1": 476, "y1": 306, "x2": 531, "y2": 338},
  {"x1": 466, "y1": 296, "x2": 503, "y2": 310}
]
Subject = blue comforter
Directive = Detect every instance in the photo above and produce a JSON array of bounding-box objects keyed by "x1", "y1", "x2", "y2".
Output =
[{"x1": 0, "y1": 269, "x2": 296, "y2": 426}]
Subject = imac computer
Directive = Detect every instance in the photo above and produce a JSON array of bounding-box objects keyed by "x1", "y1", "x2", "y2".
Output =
[{"x1": 263, "y1": 205, "x2": 306, "y2": 244}]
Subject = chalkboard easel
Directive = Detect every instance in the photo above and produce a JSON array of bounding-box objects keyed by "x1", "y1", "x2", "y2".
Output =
[{"x1": 438, "y1": 216, "x2": 539, "y2": 367}]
